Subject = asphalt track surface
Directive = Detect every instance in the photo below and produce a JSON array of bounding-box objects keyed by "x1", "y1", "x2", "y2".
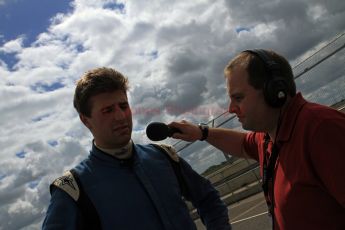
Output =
[{"x1": 195, "y1": 192, "x2": 272, "y2": 230}]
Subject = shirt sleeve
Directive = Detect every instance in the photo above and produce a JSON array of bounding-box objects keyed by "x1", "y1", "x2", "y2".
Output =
[
  {"x1": 310, "y1": 117, "x2": 345, "y2": 208},
  {"x1": 243, "y1": 132, "x2": 262, "y2": 162},
  {"x1": 179, "y1": 158, "x2": 231, "y2": 230},
  {"x1": 42, "y1": 187, "x2": 83, "y2": 230}
]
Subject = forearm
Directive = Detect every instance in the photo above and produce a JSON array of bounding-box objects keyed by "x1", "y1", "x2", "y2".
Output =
[
  {"x1": 206, "y1": 127, "x2": 248, "y2": 158},
  {"x1": 170, "y1": 120, "x2": 249, "y2": 159},
  {"x1": 179, "y1": 159, "x2": 231, "y2": 229},
  {"x1": 197, "y1": 186, "x2": 231, "y2": 230}
]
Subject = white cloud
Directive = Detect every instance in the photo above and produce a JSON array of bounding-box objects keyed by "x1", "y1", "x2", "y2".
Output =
[
  {"x1": 307, "y1": 4, "x2": 328, "y2": 21},
  {"x1": 0, "y1": 0, "x2": 344, "y2": 229},
  {"x1": 0, "y1": 37, "x2": 24, "y2": 53}
]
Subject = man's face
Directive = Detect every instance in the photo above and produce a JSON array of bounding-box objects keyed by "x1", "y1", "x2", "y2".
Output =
[
  {"x1": 226, "y1": 66, "x2": 272, "y2": 132},
  {"x1": 80, "y1": 90, "x2": 133, "y2": 149}
]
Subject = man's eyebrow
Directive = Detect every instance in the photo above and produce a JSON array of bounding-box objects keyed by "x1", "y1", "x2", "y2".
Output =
[
  {"x1": 230, "y1": 92, "x2": 243, "y2": 99},
  {"x1": 118, "y1": 101, "x2": 129, "y2": 106},
  {"x1": 100, "y1": 104, "x2": 114, "y2": 111},
  {"x1": 100, "y1": 101, "x2": 128, "y2": 110},
  {"x1": 229, "y1": 92, "x2": 237, "y2": 97}
]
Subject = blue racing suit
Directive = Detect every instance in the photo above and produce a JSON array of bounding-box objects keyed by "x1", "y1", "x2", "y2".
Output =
[{"x1": 42, "y1": 143, "x2": 231, "y2": 230}]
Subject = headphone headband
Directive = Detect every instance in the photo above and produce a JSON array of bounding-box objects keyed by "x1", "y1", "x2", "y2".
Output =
[
  {"x1": 244, "y1": 49, "x2": 280, "y2": 73},
  {"x1": 243, "y1": 49, "x2": 288, "y2": 108}
]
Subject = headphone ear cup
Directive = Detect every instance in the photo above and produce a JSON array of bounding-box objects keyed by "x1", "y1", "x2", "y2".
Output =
[{"x1": 264, "y1": 78, "x2": 288, "y2": 108}]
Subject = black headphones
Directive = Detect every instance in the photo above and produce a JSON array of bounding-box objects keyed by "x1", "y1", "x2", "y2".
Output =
[{"x1": 244, "y1": 49, "x2": 288, "y2": 108}]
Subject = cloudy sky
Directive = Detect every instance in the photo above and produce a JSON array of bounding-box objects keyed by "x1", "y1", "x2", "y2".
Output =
[{"x1": 0, "y1": 0, "x2": 344, "y2": 229}]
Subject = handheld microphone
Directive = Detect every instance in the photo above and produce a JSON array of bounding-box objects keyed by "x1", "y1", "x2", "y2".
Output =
[{"x1": 146, "y1": 122, "x2": 181, "y2": 141}]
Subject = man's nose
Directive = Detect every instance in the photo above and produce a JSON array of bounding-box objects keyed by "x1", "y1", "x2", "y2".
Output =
[
  {"x1": 113, "y1": 108, "x2": 126, "y2": 120},
  {"x1": 228, "y1": 101, "x2": 237, "y2": 114}
]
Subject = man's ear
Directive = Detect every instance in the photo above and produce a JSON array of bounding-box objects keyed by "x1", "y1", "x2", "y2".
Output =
[{"x1": 80, "y1": 114, "x2": 92, "y2": 130}]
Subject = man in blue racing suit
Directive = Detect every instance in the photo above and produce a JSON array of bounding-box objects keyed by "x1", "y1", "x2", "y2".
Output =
[{"x1": 42, "y1": 67, "x2": 231, "y2": 230}]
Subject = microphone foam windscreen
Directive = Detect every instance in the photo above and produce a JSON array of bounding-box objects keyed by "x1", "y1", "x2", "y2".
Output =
[{"x1": 146, "y1": 122, "x2": 169, "y2": 141}]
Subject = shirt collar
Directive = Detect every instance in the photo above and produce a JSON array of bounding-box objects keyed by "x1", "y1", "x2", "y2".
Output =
[
  {"x1": 93, "y1": 140, "x2": 133, "y2": 159},
  {"x1": 276, "y1": 92, "x2": 307, "y2": 143}
]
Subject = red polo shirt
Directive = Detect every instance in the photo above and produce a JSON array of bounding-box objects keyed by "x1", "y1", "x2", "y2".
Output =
[{"x1": 244, "y1": 93, "x2": 345, "y2": 229}]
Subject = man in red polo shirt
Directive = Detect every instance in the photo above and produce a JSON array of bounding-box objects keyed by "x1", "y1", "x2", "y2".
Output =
[{"x1": 169, "y1": 49, "x2": 345, "y2": 229}]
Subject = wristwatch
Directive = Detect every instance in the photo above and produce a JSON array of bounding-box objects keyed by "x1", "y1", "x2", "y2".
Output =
[{"x1": 198, "y1": 123, "x2": 209, "y2": 141}]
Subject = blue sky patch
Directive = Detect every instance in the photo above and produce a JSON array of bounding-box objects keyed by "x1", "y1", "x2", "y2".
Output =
[
  {"x1": 48, "y1": 140, "x2": 58, "y2": 147},
  {"x1": 31, "y1": 113, "x2": 51, "y2": 122},
  {"x1": 0, "y1": 0, "x2": 73, "y2": 46},
  {"x1": 150, "y1": 50, "x2": 158, "y2": 60},
  {"x1": 138, "y1": 50, "x2": 159, "y2": 60},
  {"x1": 28, "y1": 180, "x2": 40, "y2": 189},
  {"x1": 75, "y1": 43, "x2": 85, "y2": 53},
  {"x1": 16, "y1": 150, "x2": 27, "y2": 158},
  {"x1": 0, "y1": 52, "x2": 18, "y2": 70},
  {"x1": 0, "y1": 174, "x2": 6, "y2": 181},
  {"x1": 31, "y1": 81, "x2": 65, "y2": 93},
  {"x1": 103, "y1": 2, "x2": 125, "y2": 13},
  {"x1": 235, "y1": 27, "x2": 250, "y2": 33}
]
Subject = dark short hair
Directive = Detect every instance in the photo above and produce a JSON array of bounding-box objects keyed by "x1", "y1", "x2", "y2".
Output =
[
  {"x1": 73, "y1": 67, "x2": 129, "y2": 117},
  {"x1": 224, "y1": 50, "x2": 296, "y2": 97}
]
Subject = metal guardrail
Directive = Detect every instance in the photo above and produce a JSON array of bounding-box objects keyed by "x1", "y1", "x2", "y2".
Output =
[{"x1": 293, "y1": 32, "x2": 345, "y2": 79}]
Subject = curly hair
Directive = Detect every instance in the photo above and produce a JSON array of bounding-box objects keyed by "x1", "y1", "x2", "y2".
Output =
[{"x1": 73, "y1": 67, "x2": 129, "y2": 117}]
